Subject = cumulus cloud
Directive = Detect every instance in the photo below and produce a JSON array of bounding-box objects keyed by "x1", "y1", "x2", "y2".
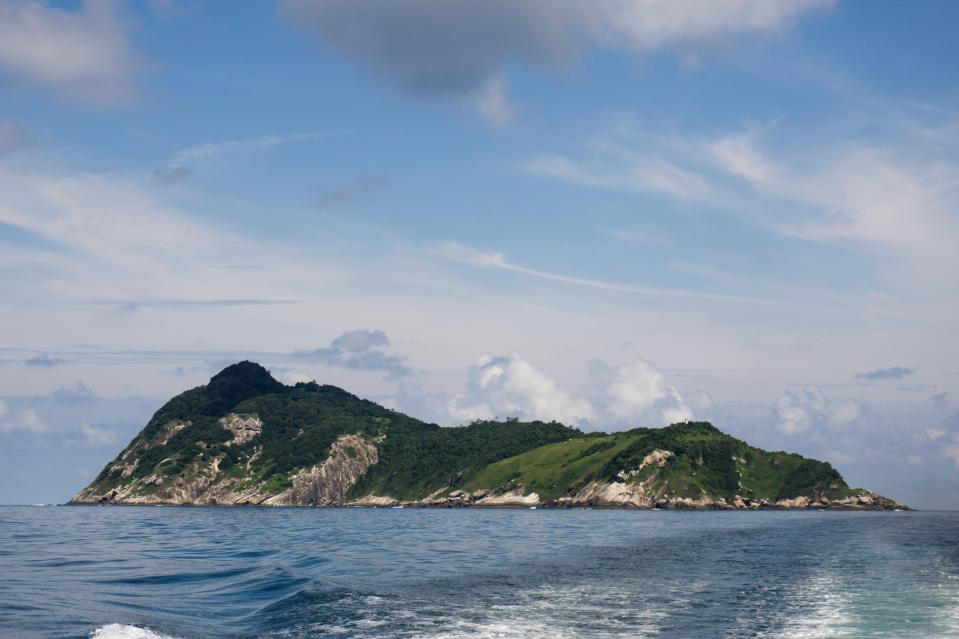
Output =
[
  {"x1": 50, "y1": 381, "x2": 96, "y2": 403},
  {"x1": 444, "y1": 353, "x2": 696, "y2": 428},
  {"x1": 0, "y1": 407, "x2": 48, "y2": 434},
  {"x1": 590, "y1": 358, "x2": 693, "y2": 426},
  {"x1": 293, "y1": 329, "x2": 412, "y2": 379},
  {"x1": 448, "y1": 353, "x2": 594, "y2": 425},
  {"x1": 80, "y1": 423, "x2": 117, "y2": 446},
  {"x1": 0, "y1": 0, "x2": 138, "y2": 104},
  {"x1": 280, "y1": 0, "x2": 830, "y2": 112},
  {"x1": 855, "y1": 366, "x2": 916, "y2": 381},
  {"x1": 774, "y1": 386, "x2": 865, "y2": 434}
]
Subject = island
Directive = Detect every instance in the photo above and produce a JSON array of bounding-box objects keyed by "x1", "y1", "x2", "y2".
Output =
[{"x1": 70, "y1": 362, "x2": 907, "y2": 510}]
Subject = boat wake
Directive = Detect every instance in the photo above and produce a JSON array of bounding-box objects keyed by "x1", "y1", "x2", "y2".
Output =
[{"x1": 90, "y1": 624, "x2": 177, "y2": 639}]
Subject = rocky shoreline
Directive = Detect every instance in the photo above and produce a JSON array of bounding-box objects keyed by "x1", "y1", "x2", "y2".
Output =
[{"x1": 70, "y1": 487, "x2": 908, "y2": 511}]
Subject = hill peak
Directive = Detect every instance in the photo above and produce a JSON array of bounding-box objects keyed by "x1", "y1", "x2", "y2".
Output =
[{"x1": 206, "y1": 361, "x2": 284, "y2": 413}]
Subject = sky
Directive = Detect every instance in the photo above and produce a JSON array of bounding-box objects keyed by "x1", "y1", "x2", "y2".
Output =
[{"x1": 1, "y1": 0, "x2": 958, "y2": 508}]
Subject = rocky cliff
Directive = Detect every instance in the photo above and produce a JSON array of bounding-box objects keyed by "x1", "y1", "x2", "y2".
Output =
[{"x1": 70, "y1": 362, "x2": 908, "y2": 510}]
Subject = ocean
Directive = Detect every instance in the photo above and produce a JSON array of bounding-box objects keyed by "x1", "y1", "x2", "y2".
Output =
[{"x1": 0, "y1": 506, "x2": 956, "y2": 638}]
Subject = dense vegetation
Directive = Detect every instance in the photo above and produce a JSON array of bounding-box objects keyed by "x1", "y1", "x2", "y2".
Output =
[
  {"x1": 85, "y1": 361, "x2": 855, "y2": 505},
  {"x1": 461, "y1": 421, "x2": 849, "y2": 502},
  {"x1": 90, "y1": 362, "x2": 582, "y2": 497}
]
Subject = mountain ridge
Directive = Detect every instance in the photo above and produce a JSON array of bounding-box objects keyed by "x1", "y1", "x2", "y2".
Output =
[{"x1": 69, "y1": 362, "x2": 908, "y2": 510}]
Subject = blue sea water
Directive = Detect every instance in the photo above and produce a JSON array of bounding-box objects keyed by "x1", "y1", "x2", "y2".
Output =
[{"x1": 0, "y1": 507, "x2": 957, "y2": 639}]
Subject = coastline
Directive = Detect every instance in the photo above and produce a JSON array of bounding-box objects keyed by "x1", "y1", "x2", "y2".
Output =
[{"x1": 66, "y1": 492, "x2": 909, "y2": 511}]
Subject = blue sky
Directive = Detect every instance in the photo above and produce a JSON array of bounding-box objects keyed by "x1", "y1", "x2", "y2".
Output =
[{"x1": 1, "y1": 0, "x2": 958, "y2": 508}]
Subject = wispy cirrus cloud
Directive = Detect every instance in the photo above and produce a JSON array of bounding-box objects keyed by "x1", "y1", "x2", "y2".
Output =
[
  {"x1": 155, "y1": 132, "x2": 346, "y2": 184},
  {"x1": 524, "y1": 112, "x2": 959, "y2": 300},
  {"x1": 435, "y1": 241, "x2": 773, "y2": 306}
]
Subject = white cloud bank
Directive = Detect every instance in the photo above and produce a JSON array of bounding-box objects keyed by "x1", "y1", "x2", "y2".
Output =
[
  {"x1": 590, "y1": 359, "x2": 693, "y2": 425},
  {"x1": 446, "y1": 352, "x2": 697, "y2": 428},
  {"x1": 774, "y1": 386, "x2": 864, "y2": 434},
  {"x1": 448, "y1": 353, "x2": 595, "y2": 425}
]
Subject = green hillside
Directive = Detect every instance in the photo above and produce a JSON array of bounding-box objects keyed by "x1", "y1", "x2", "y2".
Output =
[
  {"x1": 71, "y1": 362, "x2": 905, "y2": 510},
  {"x1": 462, "y1": 422, "x2": 850, "y2": 502}
]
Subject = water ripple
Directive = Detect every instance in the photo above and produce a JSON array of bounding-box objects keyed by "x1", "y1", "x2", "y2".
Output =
[{"x1": 0, "y1": 507, "x2": 956, "y2": 638}]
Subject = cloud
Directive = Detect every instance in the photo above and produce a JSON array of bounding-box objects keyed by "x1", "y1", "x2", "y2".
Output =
[
  {"x1": 442, "y1": 353, "x2": 697, "y2": 428},
  {"x1": 316, "y1": 174, "x2": 387, "y2": 209},
  {"x1": 525, "y1": 145, "x2": 714, "y2": 201},
  {"x1": 0, "y1": 407, "x2": 48, "y2": 434},
  {"x1": 470, "y1": 76, "x2": 517, "y2": 126},
  {"x1": 280, "y1": 0, "x2": 831, "y2": 101},
  {"x1": 590, "y1": 358, "x2": 693, "y2": 425},
  {"x1": 448, "y1": 353, "x2": 594, "y2": 425},
  {"x1": 104, "y1": 299, "x2": 301, "y2": 312},
  {"x1": 930, "y1": 392, "x2": 950, "y2": 409},
  {"x1": 50, "y1": 381, "x2": 96, "y2": 403},
  {"x1": 151, "y1": 164, "x2": 192, "y2": 186},
  {"x1": 156, "y1": 132, "x2": 340, "y2": 184},
  {"x1": 80, "y1": 423, "x2": 117, "y2": 446},
  {"x1": 0, "y1": 120, "x2": 31, "y2": 155},
  {"x1": 24, "y1": 353, "x2": 65, "y2": 368},
  {"x1": 855, "y1": 366, "x2": 916, "y2": 381},
  {"x1": 943, "y1": 435, "x2": 959, "y2": 469},
  {"x1": 293, "y1": 329, "x2": 412, "y2": 379},
  {"x1": 708, "y1": 127, "x2": 959, "y2": 296},
  {"x1": 435, "y1": 241, "x2": 771, "y2": 306},
  {"x1": 527, "y1": 115, "x2": 959, "y2": 298},
  {"x1": 0, "y1": 0, "x2": 138, "y2": 104},
  {"x1": 774, "y1": 386, "x2": 865, "y2": 434}
]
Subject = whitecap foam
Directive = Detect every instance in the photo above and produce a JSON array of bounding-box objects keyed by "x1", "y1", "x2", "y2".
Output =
[{"x1": 90, "y1": 624, "x2": 177, "y2": 639}]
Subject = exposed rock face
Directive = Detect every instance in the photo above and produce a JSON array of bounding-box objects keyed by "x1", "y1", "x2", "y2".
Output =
[
  {"x1": 264, "y1": 435, "x2": 381, "y2": 506},
  {"x1": 218, "y1": 413, "x2": 262, "y2": 446},
  {"x1": 69, "y1": 433, "x2": 383, "y2": 507}
]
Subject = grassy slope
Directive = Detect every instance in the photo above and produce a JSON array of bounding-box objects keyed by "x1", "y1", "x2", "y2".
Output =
[{"x1": 463, "y1": 422, "x2": 851, "y2": 502}]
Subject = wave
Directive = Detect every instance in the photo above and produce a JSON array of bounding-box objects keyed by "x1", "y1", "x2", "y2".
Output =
[{"x1": 90, "y1": 625, "x2": 177, "y2": 639}]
